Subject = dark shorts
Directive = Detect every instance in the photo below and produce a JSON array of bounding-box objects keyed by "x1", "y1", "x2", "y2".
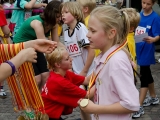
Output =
[
  {"x1": 32, "y1": 51, "x2": 49, "y2": 76},
  {"x1": 140, "y1": 65, "x2": 154, "y2": 88},
  {"x1": 49, "y1": 117, "x2": 64, "y2": 120}
]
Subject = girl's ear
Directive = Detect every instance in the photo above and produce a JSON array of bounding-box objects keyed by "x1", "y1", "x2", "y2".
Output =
[
  {"x1": 83, "y1": 6, "x2": 89, "y2": 13},
  {"x1": 55, "y1": 62, "x2": 61, "y2": 68},
  {"x1": 108, "y1": 29, "x2": 116, "y2": 39}
]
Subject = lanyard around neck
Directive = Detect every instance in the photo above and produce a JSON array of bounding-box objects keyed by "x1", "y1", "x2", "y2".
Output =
[{"x1": 88, "y1": 40, "x2": 128, "y2": 99}]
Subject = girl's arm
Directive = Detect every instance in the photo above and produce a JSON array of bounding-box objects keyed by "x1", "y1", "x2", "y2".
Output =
[
  {"x1": 80, "y1": 46, "x2": 95, "y2": 76},
  {"x1": 79, "y1": 100, "x2": 134, "y2": 114},
  {"x1": 30, "y1": 20, "x2": 46, "y2": 39},
  {"x1": 51, "y1": 24, "x2": 65, "y2": 47}
]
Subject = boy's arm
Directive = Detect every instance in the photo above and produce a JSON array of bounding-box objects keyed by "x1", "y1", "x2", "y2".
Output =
[{"x1": 80, "y1": 46, "x2": 95, "y2": 76}]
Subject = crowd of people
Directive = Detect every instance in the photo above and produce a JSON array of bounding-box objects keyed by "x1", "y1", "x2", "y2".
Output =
[{"x1": 0, "y1": 0, "x2": 160, "y2": 120}]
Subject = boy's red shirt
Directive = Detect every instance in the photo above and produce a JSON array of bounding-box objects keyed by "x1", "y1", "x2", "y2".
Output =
[{"x1": 41, "y1": 70, "x2": 87, "y2": 119}]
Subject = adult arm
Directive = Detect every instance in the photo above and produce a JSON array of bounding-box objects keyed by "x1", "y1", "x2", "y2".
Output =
[
  {"x1": 0, "y1": 47, "x2": 37, "y2": 82},
  {"x1": 24, "y1": 39, "x2": 57, "y2": 53}
]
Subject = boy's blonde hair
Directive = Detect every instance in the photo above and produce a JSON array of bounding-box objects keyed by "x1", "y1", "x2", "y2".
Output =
[
  {"x1": 90, "y1": 6, "x2": 130, "y2": 45},
  {"x1": 120, "y1": 8, "x2": 140, "y2": 29},
  {"x1": 45, "y1": 47, "x2": 66, "y2": 70},
  {"x1": 61, "y1": 1, "x2": 84, "y2": 24},
  {"x1": 77, "y1": 0, "x2": 96, "y2": 13}
]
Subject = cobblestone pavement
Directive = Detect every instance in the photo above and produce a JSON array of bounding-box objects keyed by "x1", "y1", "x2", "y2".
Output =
[{"x1": 0, "y1": 63, "x2": 160, "y2": 120}]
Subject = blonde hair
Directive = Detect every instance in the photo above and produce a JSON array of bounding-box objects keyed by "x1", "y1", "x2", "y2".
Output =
[
  {"x1": 120, "y1": 8, "x2": 140, "y2": 29},
  {"x1": 61, "y1": 1, "x2": 84, "y2": 24},
  {"x1": 45, "y1": 47, "x2": 66, "y2": 70},
  {"x1": 90, "y1": 6, "x2": 130, "y2": 45},
  {"x1": 77, "y1": 0, "x2": 96, "y2": 13}
]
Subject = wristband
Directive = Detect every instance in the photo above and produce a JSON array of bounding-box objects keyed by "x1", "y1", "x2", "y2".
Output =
[{"x1": 4, "y1": 61, "x2": 16, "y2": 76}]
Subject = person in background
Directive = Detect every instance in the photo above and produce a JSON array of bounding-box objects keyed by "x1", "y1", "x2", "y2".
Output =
[
  {"x1": 9, "y1": 0, "x2": 47, "y2": 36},
  {"x1": 77, "y1": 0, "x2": 101, "y2": 57},
  {"x1": 132, "y1": 0, "x2": 160, "y2": 118},
  {"x1": 120, "y1": 8, "x2": 140, "y2": 77},
  {"x1": 0, "y1": 4, "x2": 11, "y2": 99}
]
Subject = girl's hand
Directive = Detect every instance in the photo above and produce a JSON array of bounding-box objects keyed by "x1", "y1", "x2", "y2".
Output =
[
  {"x1": 143, "y1": 36, "x2": 155, "y2": 43},
  {"x1": 78, "y1": 99, "x2": 97, "y2": 114},
  {"x1": 20, "y1": 48, "x2": 37, "y2": 63}
]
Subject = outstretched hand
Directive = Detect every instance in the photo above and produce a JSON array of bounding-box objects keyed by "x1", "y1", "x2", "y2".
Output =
[{"x1": 24, "y1": 39, "x2": 57, "y2": 53}]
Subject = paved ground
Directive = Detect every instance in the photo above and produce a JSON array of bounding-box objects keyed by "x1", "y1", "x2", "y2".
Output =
[{"x1": 0, "y1": 62, "x2": 160, "y2": 120}]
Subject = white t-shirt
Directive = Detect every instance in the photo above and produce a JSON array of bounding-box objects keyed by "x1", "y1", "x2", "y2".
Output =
[{"x1": 64, "y1": 22, "x2": 94, "y2": 76}]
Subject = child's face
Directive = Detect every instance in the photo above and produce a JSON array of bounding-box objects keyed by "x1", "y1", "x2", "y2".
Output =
[
  {"x1": 87, "y1": 16, "x2": 109, "y2": 51},
  {"x1": 60, "y1": 50, "x2": 72, "y2": 71},
  {"x1": 142, "y1": 0, "x2": 154, "y2": 13},
  {"x1": 61, "y1": 7, "x2": 75, "y2": 24}
]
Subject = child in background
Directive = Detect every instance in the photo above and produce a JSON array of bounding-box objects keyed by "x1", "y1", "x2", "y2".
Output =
[
  {"x1": 9, "y1": 0, "x2": 47, "y2": 36},
  {"x1": 61, "y1": 2, "x2": 95, "y2": 120},
  {"x1": 120, "y1": 8, "x2": 140, "y2": 71},
  {"x1": 0, "y1": 4, "x2": 11, "y2": 99},
  {"x1": 61, "y1": 1, "x2": 95, "y2": 78},
  {"x1": 77, "y1": 0, "x2": 101, "y2": 57},
  {"x1": 78, "y1": 6, "x2": 139, "y2": 120},
  {"x1": 41, "y1": 47, "x2": 92, "y2": 120},
  {"x1": 132, "y1": 0, "x2": 160, "y2": 118}
]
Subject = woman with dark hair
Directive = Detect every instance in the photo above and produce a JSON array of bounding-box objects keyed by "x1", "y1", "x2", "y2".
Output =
[{"x1": 13, "y1": 0, "x2": 62, "y2": 92}]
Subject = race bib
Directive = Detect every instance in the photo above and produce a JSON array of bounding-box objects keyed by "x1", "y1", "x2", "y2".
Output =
[
  {"x1": 24, "y1": 11, "x2": 32, "y2": 20},
  {"x1": 66, "y1": 40, "x2": 82, "y2": 57},
  {"x1": 135, "y1": 26, "x2": 146, "y2": 36}
]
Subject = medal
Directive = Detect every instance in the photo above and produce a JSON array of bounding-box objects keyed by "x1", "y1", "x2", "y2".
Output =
[
  {"x1": 80, "y1": 99, "x2": 89, "y2": 107},
  {"x1": 40, "y1": 113, "x2": 49, "y2": 120},
  {"x1": 17, "y1": 115, "x2": 25, "y2": 120}
]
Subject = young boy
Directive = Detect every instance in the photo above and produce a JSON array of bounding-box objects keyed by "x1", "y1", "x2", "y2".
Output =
[
  {"x1": 77, "y1": 0, "x2": 101, "y2": 57},
  {"x1": 121, "y1": 8, "x2": 140, "y2": 70}
]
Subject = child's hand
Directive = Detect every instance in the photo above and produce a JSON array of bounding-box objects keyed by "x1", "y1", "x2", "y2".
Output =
[
  {"x1": 20, "y1": 48, "x2": 37, "y2": 63},
  {"x1": 143, "y1": 36, "x2": 155, "y2": 43},
  {"x1": 78, "y1": 99, "x2": 97, "y2": 114}
]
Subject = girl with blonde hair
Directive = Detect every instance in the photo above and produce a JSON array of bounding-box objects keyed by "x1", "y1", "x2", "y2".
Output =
[{"x1": 78, "y1": 6, "x2": 140, "y2": 120}]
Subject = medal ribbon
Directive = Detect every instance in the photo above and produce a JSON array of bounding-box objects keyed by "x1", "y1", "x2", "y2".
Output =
[
  {"x1": 0, "y1": 43, "x2": 45, "y2": 115},
  {"x1": 88, "y1": 40, "x2": 128, "y2": 99}
]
